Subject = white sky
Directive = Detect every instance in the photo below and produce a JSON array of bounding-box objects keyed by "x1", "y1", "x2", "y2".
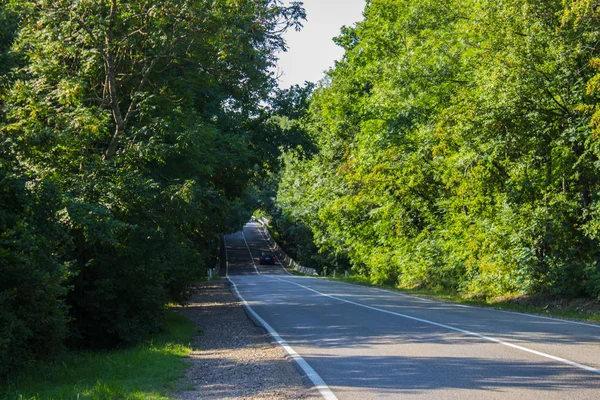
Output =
[{"x1": 276, "y1": 0, "x2": 367, "y2": 89}]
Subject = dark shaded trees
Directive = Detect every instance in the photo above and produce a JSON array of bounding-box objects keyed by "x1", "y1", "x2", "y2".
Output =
[{"x1": 0, "y1": 0, "x2": 304, "y2": 373}]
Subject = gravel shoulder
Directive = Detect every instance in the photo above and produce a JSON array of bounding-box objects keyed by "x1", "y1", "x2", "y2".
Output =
[{"x1": 173, "y1": 280, "x2": 321, "y2": 400}]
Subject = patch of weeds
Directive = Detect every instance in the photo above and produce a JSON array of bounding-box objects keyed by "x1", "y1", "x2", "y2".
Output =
[
  {"x1": 288, "y1": 268, "x2": 306, "y2": 276},
  {"x1": 1, "y1": 311, "x2": 194, "y2": 400}
]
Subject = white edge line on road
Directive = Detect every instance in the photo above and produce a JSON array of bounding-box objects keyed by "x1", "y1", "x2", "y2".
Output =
[
  {"x1": 241, "y1": 226, "x2": 260, "y2": 275},
  {"x1": 488, "y1": 308, "x2": 600, "y2": 329},
  {"x1": 276, "y1": 277, "x2": 600, "y2": 376},
  {"x1": 224, "y1": 233, "x2": 336, "y2": 399},
  {"x1": 253, "y1": 222, "x2": 293, "y2": 275},
  {"x1": 369, "y1": 285, "x2": 600, "y2": 329},
  {"x1": 329, "y1": 277, "x2": 600, "y2": 329},
  {"x1": 228, "y1": 276, "x2": 338, "y2": 400}
]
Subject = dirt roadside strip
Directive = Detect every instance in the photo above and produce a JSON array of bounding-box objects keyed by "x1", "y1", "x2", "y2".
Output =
[{"x1": 173, "y1": 280, "x2": 322, "y2": 400}]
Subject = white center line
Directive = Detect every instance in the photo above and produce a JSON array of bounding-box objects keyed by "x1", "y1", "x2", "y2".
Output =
[
  {"x1": 368, "y1": 284, "x2": 600, "y2": 329},
  {"x1": 275, "y1": 277, "x2": 600, "y2": 376},
  {"x1": 241, "y1": 227, "x2": 260, "y2": 275}
]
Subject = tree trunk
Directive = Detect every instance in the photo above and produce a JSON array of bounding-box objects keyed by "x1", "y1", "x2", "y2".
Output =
[{"x1": 104, "y1": 0, "x2": 125, "y2": 160}]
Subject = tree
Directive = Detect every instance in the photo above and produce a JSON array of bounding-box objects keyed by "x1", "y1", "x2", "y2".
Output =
[
  {"x1": 1, "y1": 0, "x2": 305, "y2": 350},
  {"x1": 276, "y1": 0, "x2": 600, "y2": 298}
]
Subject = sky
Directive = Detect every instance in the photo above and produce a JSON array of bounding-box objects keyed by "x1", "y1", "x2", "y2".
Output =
[{"x1": 275, "y1": 0, "x2": 367, "y2": 89}]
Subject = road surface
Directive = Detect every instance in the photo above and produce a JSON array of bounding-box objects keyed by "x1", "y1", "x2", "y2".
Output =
[{"x1": 224, "y1": 222, "x2": 600, "y2": 400}]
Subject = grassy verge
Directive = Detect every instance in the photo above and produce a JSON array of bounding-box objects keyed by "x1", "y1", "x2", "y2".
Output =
[
  {"x1": 1, "y1": 310, "x2": 194, "y2": 400},
  {"x1": 288, "y1": 269, "x2": 306, "y2": 276},
  {"x1": 327, "y1": 275, "x2": 600, "y2": 325}
]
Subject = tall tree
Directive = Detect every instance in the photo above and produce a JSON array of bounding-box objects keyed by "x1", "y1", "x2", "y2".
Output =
[
  {"x1": 276, "y1": 0, "x2": 600, "y2": 299},
  {"x1": 1, "y1": 0, "x2": 305, "y2": 349}
]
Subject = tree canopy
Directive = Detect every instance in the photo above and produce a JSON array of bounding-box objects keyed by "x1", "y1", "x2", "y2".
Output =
[
  {"x1": 4, "y1": 0, "x2": 600, "y2": 379},
  {"x1": 0, "y1": 0, "x2": 304, "y2": 375},
  {"x1": 275, "y1": 0, "x2": 600, "y2": 299}
]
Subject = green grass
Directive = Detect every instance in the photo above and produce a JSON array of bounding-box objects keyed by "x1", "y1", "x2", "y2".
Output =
[
  {"x1": 327, "y1": 275, "x2": 600, "y2": 325},
  {"x1": 289, "y1": 269, "x2": 306, "y2": 276},
  {"x1": 1, "y1": 310, "x2": 194, "y2": 400}
]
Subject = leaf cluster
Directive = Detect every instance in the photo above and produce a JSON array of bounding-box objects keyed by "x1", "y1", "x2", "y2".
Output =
[
  {"x1": 0, "y1": 0, "x2": 305, "y2": 376},
  {"x1": 275, "y1": 0, "x2": 600, "y2": 299}
]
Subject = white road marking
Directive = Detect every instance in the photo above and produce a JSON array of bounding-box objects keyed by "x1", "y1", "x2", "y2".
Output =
[
  {"x1": 341, "y1": 280, "x2": 600, "y2": 328},
  {"x1": 490, "y1": 308, "x2": 600, "y2": 329},
  {"x1": 275, "y1": 277, "x2": 600, "y2": 376},
  {"x1": 224, "y1": 234, "x2": 335, "y2": 399},
  {"x1": 329, "y1": 280, "x2": 436, "y2": 303},
  {"x1": 372, "y1": 287, "x2": 436, "y2": 302},
  {"x1": 241, "y1": 227, "x2": 260, "y2": 275},
  {"x1": 229, "y1": 276, "x2": 338, "y2": 400}
]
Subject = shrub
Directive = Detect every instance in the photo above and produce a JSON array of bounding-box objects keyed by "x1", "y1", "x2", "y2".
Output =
[{"x1": 0, "y1": 170, "x2": 69, "y2": 377}]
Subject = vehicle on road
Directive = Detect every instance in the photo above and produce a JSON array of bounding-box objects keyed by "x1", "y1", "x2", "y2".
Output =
[{"x1": 259, "y1": 252, "x2": 275, "y2": 265}]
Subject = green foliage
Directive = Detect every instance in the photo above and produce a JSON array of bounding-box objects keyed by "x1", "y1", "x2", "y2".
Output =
[
  {"x1": 1, "y1": 310, "x2": 193, "y2": 400},
  {"x1": 0, "y1": 1, "x2": 19, "y2": 77},
  {"x1": 0, "y1": 166, "x2": 69, "y2": 377},
  {"x1": 276, "y1": 0, "x2": 600, "y2": 300},
  {"x1": 254, "y1": 82, "x2": 352, "y2": 273},
  {"x1": 0, "y1": 0, "x2": 305, "y2": 372}
]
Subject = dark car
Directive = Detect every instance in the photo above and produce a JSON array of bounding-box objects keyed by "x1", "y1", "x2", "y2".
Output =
[{"x1": 259, "y1": 252, "x2": 275, "y2": 265}]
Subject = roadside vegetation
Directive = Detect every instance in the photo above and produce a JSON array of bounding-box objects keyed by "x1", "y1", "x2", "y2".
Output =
[
  {"x1": 262, "y1": 0, "x2": 600, "y2": 308},
  {"x1": 0, "y1": 0, "x2": 305, "y2": 382},
  {"x1": 0, "y1": 311, "x2": 193, "y2": 400},
  {"x1": 4, "y1": 0, "x2": 600, "y2": 392}
]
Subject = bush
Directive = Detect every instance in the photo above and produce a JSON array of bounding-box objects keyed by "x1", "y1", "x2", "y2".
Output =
[
  {"x1": 584, "y1": 262, "x2": 600, "y2": 300},
  {"x1": 63, "y1": 195, "x2": 201, "y2": 347},
  {"x1": 0, "y1": 170, "x2": 69, "y2": 377}
]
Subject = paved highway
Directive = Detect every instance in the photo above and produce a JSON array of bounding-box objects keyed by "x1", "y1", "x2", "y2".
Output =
[{"x1": 225, "y1": 222, "x2": 600, "y2": 400}]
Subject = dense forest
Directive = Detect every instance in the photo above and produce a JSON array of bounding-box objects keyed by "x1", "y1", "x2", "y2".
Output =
[
  {"x1": 0, "y1": 0, "x2": 304, "y2": 376},
  {"x1": 269, "y1": 0, "x2": 600, "y2": 301},
  {"x1": 4, "y1": 0, "x2": 600, "y2": 381}
]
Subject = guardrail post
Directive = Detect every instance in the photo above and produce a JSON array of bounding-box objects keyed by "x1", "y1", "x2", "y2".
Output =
[
  {"x1": 345, "y1": 270, "x2": 348, "y2": 278},
  {"x1": 208, "y1": 268, "x2": 213, "y2": 279}
]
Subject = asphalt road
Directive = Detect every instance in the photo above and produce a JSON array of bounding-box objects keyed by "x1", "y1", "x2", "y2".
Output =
[{"x1": 225, "y1": 222, "x2": 600, "y2": 400}]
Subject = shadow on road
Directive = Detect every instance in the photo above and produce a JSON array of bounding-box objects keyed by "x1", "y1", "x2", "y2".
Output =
[
  {"x1": 221, "y1": 222, "x2": 600, "y2": 398},
  {"x1": 303, "y1": 353, "x2": 600, "y2": 393}
]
